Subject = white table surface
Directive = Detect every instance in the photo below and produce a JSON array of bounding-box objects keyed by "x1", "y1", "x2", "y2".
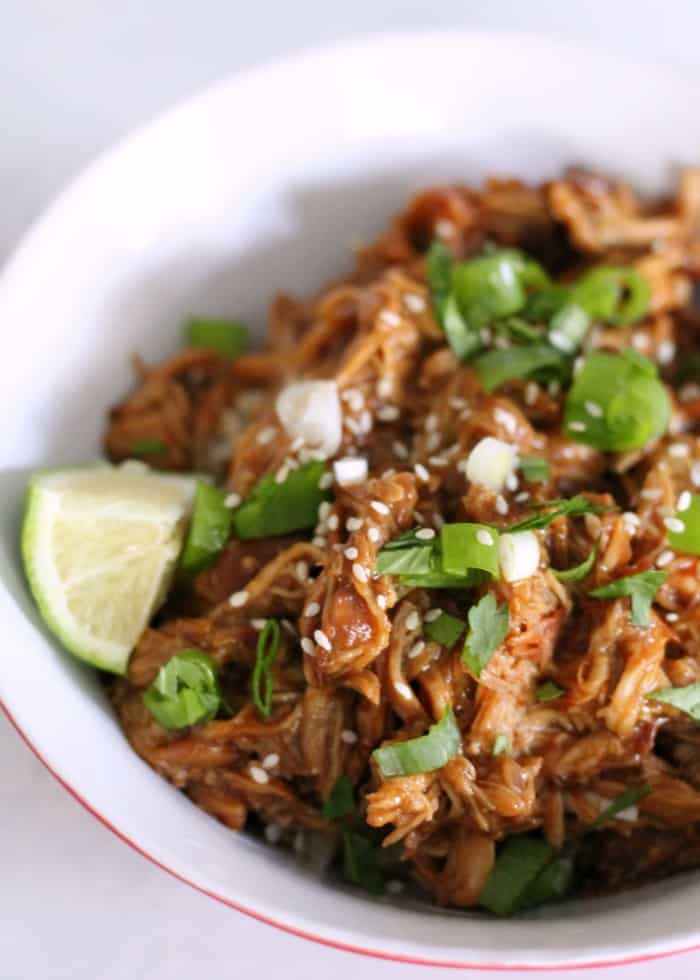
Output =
[{"x1": 3, "y1": 2, "x2": 700, "y2": 977}]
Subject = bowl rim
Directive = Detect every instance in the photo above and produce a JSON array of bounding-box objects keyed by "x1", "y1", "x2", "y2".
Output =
[{"x1": 4, "y1": 27, "x2": 700, "y2": 971}]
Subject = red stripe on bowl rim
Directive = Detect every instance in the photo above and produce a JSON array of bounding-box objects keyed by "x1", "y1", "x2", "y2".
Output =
[{"x1": 3, "y1": 694, "x2": 700, "y2": 972}]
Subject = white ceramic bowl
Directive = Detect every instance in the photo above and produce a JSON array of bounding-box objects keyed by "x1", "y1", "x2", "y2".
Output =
[{"x1": 2, "y1": 31, "x2": 700, "y2": 970}]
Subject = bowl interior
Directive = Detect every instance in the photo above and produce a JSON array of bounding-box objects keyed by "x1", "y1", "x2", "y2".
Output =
[{"x1": 2, "y1": 31, "x2": 700, "y2": 968}]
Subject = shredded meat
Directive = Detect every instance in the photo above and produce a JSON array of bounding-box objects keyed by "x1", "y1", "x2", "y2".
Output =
[{"x1": 108, "y1": 168, "x2": 700, "y2": 910}]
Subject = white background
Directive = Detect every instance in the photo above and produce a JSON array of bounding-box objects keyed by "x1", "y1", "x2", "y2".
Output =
[{"x1": 3, "y1": 2, "x2": 700, "y2": 978}]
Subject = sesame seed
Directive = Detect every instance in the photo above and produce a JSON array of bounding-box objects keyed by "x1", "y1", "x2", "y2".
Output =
[
  {"x1": 505, "y1": 472, "x2": 519, "y2": 492},
  {"x1": 494, "y1": 336, "x2": 511, "y2": 351},
  {"x1": 415, "y1": 527, "x2": 436, "y2": 540},
  {"x1": 290, "y1": 435, "x2": 305, "y2": 451},
  {"x1": 692, "y1": 463, "x2": 700, "y2": 488},
  {"x1": 584, "y1": 400, "x2": 603, "y2": 418},
  {"x1": 678, "y1": 490, "x2": 692, "y2": 512},
  {"x1": 301, "y1": 637, "x2": 315, "y2": 655},
  {"x1": 657, "y1": 340, "x2": 676, "y2": 365},
  {"x1": 229, "y1": 590, "x2": 249, "y2": 608},
  {"x1": 433, "y1": 513, "x2": 445, "y2": 529},
  {"x1": 408, "y1": 639, "x2": 426, "y2": 659},
  {"x1": 449, "y1": 397, "x2": 468, "y2": 411},
  {"x1": 524, "y1": 382, "x2": 539, "y2": 406},
  {"x1": 395, "y1": 681, "x2": 413, "y2": 698},
  {"x1": 344, "y1": 546, "x2": 359, "y2": 560},
  {"x1": 312, "y1": 535, "x2": 326, "y2": 548},
  {"x1": 404, "y1": 292, "x2": 427, "y2": 314},
  {"x1": 406, "y1": 611, "x2": 421, "y2": 631},
  {"x1": 632, "y1": 331, "x2": 650, "y2": 351},
  {"x1": 379, "y1": 310, "x2": 402, "y2": 328},
  {"x1": 665, "y1": 516, "x2": 685, "y2": 533},
  {"x1": 666, "y1": 612, "x2": 680, "y2": 622},
  {"x1": 494, "y1": 408, "x2": 517, "y2": 435},
  {"x1": 424, "y1": 607, "x2": 442, "y2": 623},
  {"x1": 656, "y1": 549, "x2": 675, "y2": 567},
  {"x1": 251, "y1": 618, "x2": 267, "y2": 631},
  {"x1": 476, "y1": 529, "x2": 494, "y2": 547},
  {"x1": 573, "y1": 356, "x2": 585, "y2": 376},
  {"x1": 345, "y1": 417, "x2": 362, "y2": 436},
  {"x1": 341, "y1": 729, "x2": 358, "y2": 745},
  {"x1": 265, "y1": 823, "x2": 283, "y2": 844},
  {"x1": 495, "y1": 495, "x2": 509, "y2": 515},
  {"x1": 435, "y1": 218, "x2": 456, "y2": 238},
  {"x1": 346, "y1": 517, "x2": 364, "y2": 531},
  {"x1": 224, "y1": 492, "x2": 242, "y2": 509},
  {"x1": 314, "y1": 629, "x2": 332, "y2": 651},
  {"x1": 414, "y1": 463, "x2": 430, "y2": 482},
  {"x1": 295, "y1": 561, "x2": 309, "y2": 582},
  {"x1": 304, "y1": 602, "x2": 321, "y2": 618},
  {"x1": 569, "y1": 421, "x2": 587, "y2": 432},
  {"x1": 250, "y1": 766, "x2": 269, "y2": 785},
  {"x1": 386, "y1": 879, "x2": 405, "y2": 895},
  {"x1": 352, "y1": 563, "x2": 369, "y2": 584},
  {"x1": 426, "y1": 433, "x2": 441, "y2": 452},
  {"x1": 327, "y1": 513, "x2": 339, "y2": 531},
  {"x1": 377, "y1": 377, "x2": 393, "y2": 399},
  {"x1": 319, "y1": 471, "x2": 334, "y2": 490},
  {"x1": 377, "y1": 405, "x2": 400, "y2": 422},
  {"x1": 262, "y1": 753, "x2": 280, "y2": 770},
  {"x1": 257, "y1": 426, "x2": 276, "y2": 445},
  {"x1": 669, "y1": 443, "x2": 690, "y2": 458},
  {"x1": 359, "y1": 410, "x2": 373, "y2": 434},
  {"x1": 640, "y1": 487, "x2": 663, "y2": 500},
  {"x1": 368, "y1": 526, "x2": 381, "y2": 543},
  {"x1": 480, "y1": 327, "x2": 493, "y2": 346},
  {"x1": 371, "y1": 500, "x2": 390, "y2": 515},
  {"x1": 680, "y1": 383, "x2": 700, "y2": 402},
  {"x1": 342, "y1": 388, "x2": 364, "y2": 410},
  {"x1": 515, "y1": 491, "x2": 530, "y2": 503},
  {"x1": 377, "y1": 594, "x2": 387, "y2": 609},
  {"x1": 275, "y1": 465, "x2": 290, "y2": 484},
  {"x1": 425, "y1": 414, "x2": 439, "y2": 433},
  {"x1": 547, "y1": 380, "x2": 561, "y2": 397},
  {"x1": 428, "y1": 455, "x2": 448, "y2": 467},
  {"x1": 382, "y1": 468, "x2": 396, "y2": 479},
  {"x1": 392, "y1": 440, "x2": 409, "y2": 458},
  {"x1": 318, "y1": 501, "x2": 332, "y2": 522}
]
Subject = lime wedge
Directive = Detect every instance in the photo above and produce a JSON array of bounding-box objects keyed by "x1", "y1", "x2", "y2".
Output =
[{"x1": 21, "y1": 463, "x2": 195, "y2": 674}]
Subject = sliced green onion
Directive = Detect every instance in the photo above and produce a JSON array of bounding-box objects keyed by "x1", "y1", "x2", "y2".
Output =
[
  {"x1": 251, "y1": 619, "x2": 281, "y2": 718},
  {"x1": 443, "y1": 293, "x2": 482, "y2": 361},
  {"x1": 571, "y1": 265, "x2": 650, "y2": 325},
  {"x1": 440, "y1": 523, "x2": 500, "y2": 578},
  {"x1": 399, "y1": 567, "x2": 487, "y2": 590},
  {"x1": 129, "y1": 437, "x2": 166, "y2": 457},
  {"x1": 520, "y1": 455, "x2": 549, "y2": 483},
  {"x1": 563, "y1": 350, "x2": 670, "y2": 452},
  {"x1": 372, "y1": 706, "x2": 462, "y2": 778},
  {"x1": 493, "y1": 734, "x2": 511, "y2": 757},
  {"x1": 479, "y1": 835, "x2": 555, "y2": 917},
  {"x1": 143, "y1": 648, "x2": 221, "y2": 730},
  {"x1": 426, "y1": 240, "x2": 452, "y2": 325},
  {"x1": 499, "y1": 316, "x2": 542, "y2": 344},
  {"x1": 647, "y1": 682, "x2": 700, "y2": 721},
  {"x1": 451, "y1": 249, "x2": 543, "y2": 332},
  {"x1": 462, "y1": 593, "x2": 510, "y2": 677},
  {"x1": 375, "y1": 539, "x2": 434, "y2": 577},
  {"x1": 232, "y1": 461, "x2": 331, "y2": 539},
  {"x1": 342, "y1": 830, "x2": 385, "y2": 894},
  {"x1": 590, "y1": 570, "x2": 666, "y2": 627},
  {"x1": 536, "y1": 681, "x2": 565, "y2": 702},
  {"x1": 523, "y1": 284, "x2": 570, "y2": 322},
  {"x1": 548, "y1": 302, "x2": 591, "y2": 353},
  {"x1": 518, "y1": 851, "x2": 576, "y2": 911},
  {"x1": 322, "y1": 775, "x2": 355, "y2": 820},
  {"x1": 507, "y1": 495, "x2": 605, "y2": 533},
  {"x1": 667, "y1": 493, "x2": 700, "y2": 555},
  {"x1": 185, "y1": 317, "x2": 249, "y2": 357},
  {"x1": 552, "y1": 541, "x2": 598, "y2": 583},
  {"x1": 472, "y1": 343, "x2": 565, "y2": 392},
  {"x1": 424, "y1": 611, "x2": 467, "y2": 646},
  {"x1": 180, "y1": 481, "x2": 232, "y2": 574},
  {"x1": 586, "y1": 785, "x2": 652, "y2": 832}
]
